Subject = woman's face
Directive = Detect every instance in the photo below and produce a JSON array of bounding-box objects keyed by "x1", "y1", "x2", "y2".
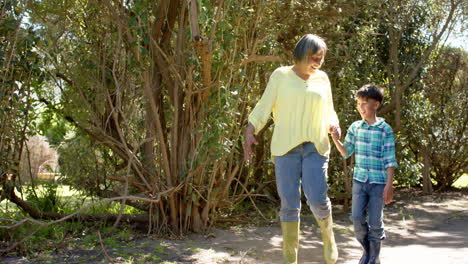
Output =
[{"x1": 297, "y1": 49, "x2": 325, "y2": 74}]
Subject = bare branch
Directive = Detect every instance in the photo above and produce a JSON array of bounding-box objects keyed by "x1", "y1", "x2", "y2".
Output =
[
  {"x1": 98, "y1": 231, "x2": 115, "y2": 263},
  {"x1": 240, "y1": 55, "x2": 282, "y2": 65}
]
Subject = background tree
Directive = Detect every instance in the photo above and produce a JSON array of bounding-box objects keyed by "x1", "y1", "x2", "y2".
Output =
[
  {"x1": 402, "y1": 47, "x2": 467, "y2": 191},
  {"x1": 1, "y1": 0, "x2": 44, "y2": 206}
]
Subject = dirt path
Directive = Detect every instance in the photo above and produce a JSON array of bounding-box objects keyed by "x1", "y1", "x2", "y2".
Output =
[
  {"x1": 176, "y1": 190, "x2": 468, "y2": 264},
  {"x1": 2, "y1": 191, "x2": 467, "y2": 264}
]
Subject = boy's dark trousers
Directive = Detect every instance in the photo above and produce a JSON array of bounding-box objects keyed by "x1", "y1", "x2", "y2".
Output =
[{"x1": 352, "y1": 180, "x2": 385, "y2": 264}]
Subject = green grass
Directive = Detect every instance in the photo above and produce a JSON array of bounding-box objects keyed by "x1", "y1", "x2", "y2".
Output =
[
  {"x1": 452, "y1": 174, "x2": 468, "y2": 189},
  {"x1": 1, "y1": 183, "x2": 145, "y2": 215},
  {"x1": 0, "y1": 183, "x2": 81, "y2": 212},
  {"x1": 56, "y1": 184, "x2": 82, "y2": 198},
  {"x1": 0, "y1": 183, "x2": 148, "y2": 257}
]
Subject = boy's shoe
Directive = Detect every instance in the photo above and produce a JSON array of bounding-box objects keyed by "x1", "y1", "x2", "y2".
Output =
[
  {"x1": 281, "y1": 221, "x2": 300, "y2": 264},
  {"x1": 368, "y1": 240, "x2": 381, "y2": 264},
  {"x1": 316, "y1": 215, "x2": 339, "y2": 264}
]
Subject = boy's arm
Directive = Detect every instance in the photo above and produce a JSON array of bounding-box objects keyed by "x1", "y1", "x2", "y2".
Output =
[
  {"x1": 331, "y1": 125, "x2": 355, "y2": 158},
  {"x1": 383, "y1": 167, "x2": 395, "y2": 204},
  {"x1": 331, "y1": 130, "x2": 348, "y2": 157},
  {"x1": 382, "y1": 124, "x2": 398, "y2": 204}
]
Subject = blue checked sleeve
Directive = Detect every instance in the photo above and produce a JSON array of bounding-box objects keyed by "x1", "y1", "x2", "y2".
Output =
[
  {"x1": 383, "y1": 125, "x2": 398, "y2": 168},
  {"x1": 343, "y1": 123, "x2": 356, "y2": 159}
]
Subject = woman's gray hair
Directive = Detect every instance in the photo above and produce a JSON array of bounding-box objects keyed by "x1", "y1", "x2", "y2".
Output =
[{"x1": 293, "y1": 34, "x2": 327, "y2": 63}]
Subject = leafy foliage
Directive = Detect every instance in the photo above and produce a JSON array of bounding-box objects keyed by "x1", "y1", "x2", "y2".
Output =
[
  {"x1": 1, "y1": 0, "x2": 46, "y2": 202},
  {"x1": 400, "y1": 47, "x2": 467, "y2": 189}
]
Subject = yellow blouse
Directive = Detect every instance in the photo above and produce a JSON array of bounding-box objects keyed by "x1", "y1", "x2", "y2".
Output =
[{"x1": 248, "y1": 66, "x2": 339, "y2": 157}]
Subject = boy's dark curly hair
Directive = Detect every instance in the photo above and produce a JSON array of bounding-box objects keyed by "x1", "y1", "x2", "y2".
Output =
[{"x1": 356, "y1": 84, "x2": 384, "y2": 103}]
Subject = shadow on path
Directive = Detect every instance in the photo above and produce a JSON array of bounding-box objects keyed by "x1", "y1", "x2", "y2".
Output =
[{"x1": 1, "y1": 191, "x2": 466, "y2": 264}]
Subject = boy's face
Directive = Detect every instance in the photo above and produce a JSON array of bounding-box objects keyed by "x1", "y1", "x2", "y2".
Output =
[{"x1": 356, "y1": 97, "x2": 380, "y2": 120}]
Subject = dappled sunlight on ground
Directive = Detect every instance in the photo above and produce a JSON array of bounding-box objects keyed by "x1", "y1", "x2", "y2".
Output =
[{"x1": 1, "y1": 190, "x2": 467, "y2": 263}]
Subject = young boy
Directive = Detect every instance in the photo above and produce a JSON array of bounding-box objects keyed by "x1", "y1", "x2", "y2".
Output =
[{"x1": 331, "y1": 84, "x2": 397, "y2": 264}]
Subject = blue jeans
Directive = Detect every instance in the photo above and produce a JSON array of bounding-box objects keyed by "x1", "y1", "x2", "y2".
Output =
[
  {"x1": 274, "y1": 142, "x2": 331, "y2": 222},
  {"x1": 352, "y1": 179, "x2": 385, "y2": 242}
]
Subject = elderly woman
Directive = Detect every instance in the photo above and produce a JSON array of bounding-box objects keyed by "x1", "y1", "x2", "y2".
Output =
[{"x1": 244, "y1": 34, "x2": 339, "y2": 264}]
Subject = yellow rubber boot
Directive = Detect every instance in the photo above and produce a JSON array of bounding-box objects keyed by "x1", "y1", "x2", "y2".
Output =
[
  {"x1": 281, "y1": 221, "x2": 300, "y2": 264},
  {"x1": 316, "y1": 215, "x2": 338, "y2": 264}
]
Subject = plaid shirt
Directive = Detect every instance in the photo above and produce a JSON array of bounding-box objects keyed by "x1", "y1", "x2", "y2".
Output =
[{"x1": 343, "y1": 118, "x2": 398, "y2": 184}]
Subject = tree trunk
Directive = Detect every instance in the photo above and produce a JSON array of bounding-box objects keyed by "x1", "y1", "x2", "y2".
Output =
[
  {"x1": 6, "y1": 187, "x2": 150, "y2": 224},
  {"x1": 421, "y1": 126, "x2": 433, "y2": 194}
]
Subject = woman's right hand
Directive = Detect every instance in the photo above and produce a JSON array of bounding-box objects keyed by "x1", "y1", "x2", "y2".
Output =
[{"x1": 244, "y1": 123, "x2": 258, "y2": 162}]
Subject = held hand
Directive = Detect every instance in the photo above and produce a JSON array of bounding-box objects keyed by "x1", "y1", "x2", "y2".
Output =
[
  {"x1": 244, "y1": 124, "x2": 258, "y2": 162},
  {"x1": 383, "y1": 184, "x2": 393, "y2": 205},
  {"x1": 329, "y1": 125, "x2": 341, "y2": 140}
]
